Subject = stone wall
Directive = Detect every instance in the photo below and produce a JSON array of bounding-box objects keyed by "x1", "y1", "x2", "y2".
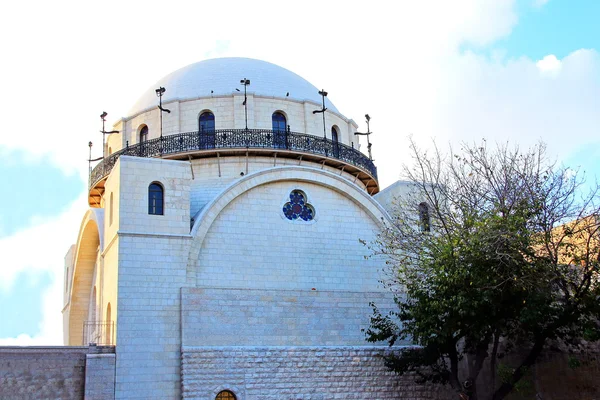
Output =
[
  {"x1": 0, "y1": 346, "x2": 115, "y2": 400},
  {"x1": 181, "y1": 346, "x2": 442, "y2": 400},
  {"x1": 85, "y1": 352, "x2": 117, "y2": 400},
  {"x1": 181, "y1": 288, "x2": 398, "y2": 347}
]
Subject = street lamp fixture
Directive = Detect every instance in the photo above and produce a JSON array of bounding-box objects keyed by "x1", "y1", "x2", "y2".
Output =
[
  {"x1": 155, "y1": 86, "x2": 171, "y2": 139},
  {"x1": 100, "y1": 112, "x2": 119, "y2": 159},
  {"x1": 312, "y1": 89, "x2": 328, "y2": 138},
  {"x1": 354, "y1": 114, "x2": 374, "y2": 161},
  {"x1": 239, "y1": 78, "x2": 250, "y2": 130}
]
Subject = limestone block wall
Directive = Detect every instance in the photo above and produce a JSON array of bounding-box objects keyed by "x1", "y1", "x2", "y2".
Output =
[
  {"x1": 0, "y1": 346, "x2": 115, "y2": 400},
  {"x1": 85, "y1": 352, "x2": 116, "y2": 400},
  {"x1": 181, "y1": 346, "x2": 440, "y2": 400},
  {"x1": 117, "y1": 156, "x2": 191, "y2": 236},
  {"x1": 196, "y1": 180, "x2": 383, "y2": 291},
  {"x1": 115, "y1": 234, "x2": 191, "y2": 399},
  {"x1": 188, "y1": 158, "x2": 368, "y2": 218},
  {"x1": 118, "y1": 95, "x2": 358, "y2": 153},
  {"x1": 181, "y1": 288, "x2": 398, "y2": 347}
]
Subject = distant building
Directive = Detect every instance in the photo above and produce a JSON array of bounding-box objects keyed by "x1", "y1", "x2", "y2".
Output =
[{"x1": 62, "y1": 58, "x2": 417, "y2": 399}]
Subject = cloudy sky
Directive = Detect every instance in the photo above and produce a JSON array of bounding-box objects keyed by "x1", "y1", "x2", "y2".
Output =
[{"x1": 0, "y1": 0, "x2": 598, "y2": 345}]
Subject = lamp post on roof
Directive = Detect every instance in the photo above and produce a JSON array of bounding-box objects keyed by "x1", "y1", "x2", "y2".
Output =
[
  {"x1": 312, "y1": 90, "x2": 328, "y2": 139},
  {"x1": 354, "y1": 114, "x2": 374, "y2": 161},
  {"x1": 155, "y1": 86, "x2": 170, "y2": 139},
  {"x1": 240, "y1": 78, "x2": 250, "y2": 130},
  {"x1": 87, "y1": 141, "x2": 103, "y2": 181},
  {"x1": 100, "y1": 112, "x2": 119, "y2": 159}
]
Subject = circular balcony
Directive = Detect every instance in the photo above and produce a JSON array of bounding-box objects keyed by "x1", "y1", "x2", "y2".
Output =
[{"x1": 88, "y1": 129, "x2": 378, "y2": 206}]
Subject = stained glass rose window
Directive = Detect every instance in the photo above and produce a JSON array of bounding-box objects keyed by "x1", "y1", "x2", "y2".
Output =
[{"x1": 283, "y1": 190, "x2": 314, "y2": 221}]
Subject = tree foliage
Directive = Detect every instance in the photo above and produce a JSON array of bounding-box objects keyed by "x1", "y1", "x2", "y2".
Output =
[{"x1": 364, "y1": 140, "x2": 600, "y2": 400}]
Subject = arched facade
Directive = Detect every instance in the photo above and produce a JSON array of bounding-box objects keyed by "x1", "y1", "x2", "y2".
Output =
[
  {"x1": 63, "y1": 58, "x2": 423, "y2": 399},
  {"x1": 66, "y1": 213, "x2": 101, "y2": 346}
]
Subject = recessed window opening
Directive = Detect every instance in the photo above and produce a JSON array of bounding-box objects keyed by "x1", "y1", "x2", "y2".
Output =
[
  {"x1": 283, "y1": 189, "x2": 315, "y2": 221},
  {"x1": 199, "y1": 111, "x2": 215, "y2": 132},
  {"x1": 140, "y1": 125, "x2": 148, "y2": 143},
  {"x1": 148, "y1": 182, "x2": 164, "y2": 215},
  {"x1": 216, "y1": 390, "x2": 236, "y2": 400},
  {"x1": 419, "y1": 202, "x2": 430, "y2": 232},
  {"x1": 272, "y1": 111, "x2": 286, "y2": 132},
  {"x1": 331, "y1": 125, "x2": 340, "y2": 157},
  {"x1": 272, "y1": 111, "x2": 287, "y2": 148},
  {"x1": 331, "y1": 126, "x2": 339, "y2": 143}
]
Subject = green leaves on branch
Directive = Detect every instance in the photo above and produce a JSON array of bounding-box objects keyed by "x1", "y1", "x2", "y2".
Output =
[{"x1": 365, "y1": 140, "x2": 600, "y2": 400}]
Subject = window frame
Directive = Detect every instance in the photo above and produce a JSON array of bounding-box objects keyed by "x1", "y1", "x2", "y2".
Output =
[
  {"x1": 139, "y1": 125, "x2": 148, "y2": 143},
  {"x1": 148, "y1": 182, "x2": 165, "y2": 216}
]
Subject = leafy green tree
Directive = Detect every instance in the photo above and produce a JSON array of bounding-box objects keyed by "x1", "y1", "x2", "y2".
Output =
[{"x1": 364, "y1": 140, "x2": 600, "y2": 400}]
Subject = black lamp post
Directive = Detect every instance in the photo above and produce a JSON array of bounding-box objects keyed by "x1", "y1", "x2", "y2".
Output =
[
  {"x1": 87, "y1": 141, "x2": 103, "y2": 181},
  {"x1": 88, "y1": 141, "x2": 93, "y2": 178},
  {"x1": 354, "y1": 114, "x2": 374, "y2": 161},
  {"x1": 312, "y1": 89, "x2": 328, "y2": 139},
  {"x1": 100, "y1": 112, "x2": 119, "y2": 159},
  {"x1": 240, "y1": 78, "x2": 250, "y2": 130},
  {"x1": 155, "y1": 86, "x2": 171, "y2": 139}
]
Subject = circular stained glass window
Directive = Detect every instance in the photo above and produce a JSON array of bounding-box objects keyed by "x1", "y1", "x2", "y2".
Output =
[{"x1": 283, "y1": 190, "x2": 314, "y2": 221}]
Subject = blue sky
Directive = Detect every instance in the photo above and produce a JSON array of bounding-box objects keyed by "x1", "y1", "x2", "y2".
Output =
[
  {"x1": 0, "y1": 0, "x2": 598, "y2": 344},
  {"x1": 501, "y1": 0, "x2": 600, "y2": 59}
]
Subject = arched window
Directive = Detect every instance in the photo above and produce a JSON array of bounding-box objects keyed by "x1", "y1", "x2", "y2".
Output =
[
  {"x1": 419, "y1": 202, "x2": 430, "y2": 232},
  {"x1": 199, "y1": 111, "x2": 216, "y2": 149},
  {"x1": 216, "y1": 390, "x2": 236, "y2": 400},
  {"x1": 331, "y1": 126, "x2": 340, "y2": 157},
  {"x1": 109, "y1": 192, "x2": 114, "y2": 226},
  {"x1": 272, "y1": 111, "x2": 287, "y2": 148},
  {"x1": 331, "y1": 126, "x2": 339, "y2": 143},
  {"x1": 148, "y1": 182, "x2": 164, "y2": 215},
  {"x1": 140, "y1": 125, "x2": 148, "y2": 143},
  {"x1": 272, "y1": 111, "x2": 286, "y2": 132},
  {"x1": 199, "y1": 111, "x2": 215, "y2": 132}
]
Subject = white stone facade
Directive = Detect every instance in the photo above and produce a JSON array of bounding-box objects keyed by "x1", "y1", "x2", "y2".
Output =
[{"x1": 63, "y1": 58, "x2": 420, "y2": 399}]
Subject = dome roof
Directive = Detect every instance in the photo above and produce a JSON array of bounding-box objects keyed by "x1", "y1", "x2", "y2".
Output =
[{"x1": 127, "y1": 57, "x2": 340, "y2": 117}]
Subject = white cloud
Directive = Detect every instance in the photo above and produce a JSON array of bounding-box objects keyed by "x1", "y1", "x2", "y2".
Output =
[
  {"x1": 533, "y1": 0, "x2": 550, "y2": 8},
  {"x1": 0, "y1": 194, "x2": 87, "y2": 344},
  {"x1": 536, "y1": 54, "x2": 562, "y2": 76}
]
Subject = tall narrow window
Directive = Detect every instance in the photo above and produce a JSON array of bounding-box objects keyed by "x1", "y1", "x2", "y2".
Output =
[
  {"x1": 419, "y1": 202, "x2": 430, "y2": 232},
  {"x1": 272, "y1": 112, "x2": 286, "y2": 132},
  {"x1": 148, "y1": 182, "x2": 164, "y2": 215},
  {"x1": 199, "y1": 111, "x2": 215, "y2": 132},
  {"x1": 216, "y1": 390, "x2": 236, "y2": 400},
  {"x1": 331, "y1": 126, "x2": 340, "y2": 157},
  {"x1": 272, "y1": 111, "x2": 287, "y2": 148},
  {"x1": 199, "y1": 111, "x2": 216, "y2": 149},
  {"x1": 140, "y1": 125, "x2": 148, "y2": 143}
]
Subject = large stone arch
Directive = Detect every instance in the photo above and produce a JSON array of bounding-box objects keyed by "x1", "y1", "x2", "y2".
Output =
[
  {"x1": 186, "y1": 166, "x2": 391, "y2": 284},
  {"x1": 67, "y1": 209, "x2": 103, "y2": 345}
]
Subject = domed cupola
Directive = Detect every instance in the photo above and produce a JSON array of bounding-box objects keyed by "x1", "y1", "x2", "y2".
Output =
[
  {"x1": 128, "y1": 58, "x2": 340, "y2": 117},
  {"x1": 89, "y1": 58, "x2": 378, "y2": 206}
]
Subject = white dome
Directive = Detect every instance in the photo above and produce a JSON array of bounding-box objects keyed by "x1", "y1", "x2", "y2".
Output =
[{"x1": 128, "y1": 57, "x2": 340, "y2": 117}]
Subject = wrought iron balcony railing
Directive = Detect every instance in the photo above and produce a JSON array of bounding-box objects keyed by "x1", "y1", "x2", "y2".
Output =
[
  {"x1": 83, "y1": 320, "x2": 115, "y2": 346},
  {"x1": 89, "y1": 129, "x2": 377, "y2": 189}
]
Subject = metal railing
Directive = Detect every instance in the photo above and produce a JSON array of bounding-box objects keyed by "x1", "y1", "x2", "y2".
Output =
[
  {"x1": 89, "y1": 129, "x2": 377, "y2": 189},
  {"x1": 83, "y1": 320, "x2": 114, "y2": 346}
]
